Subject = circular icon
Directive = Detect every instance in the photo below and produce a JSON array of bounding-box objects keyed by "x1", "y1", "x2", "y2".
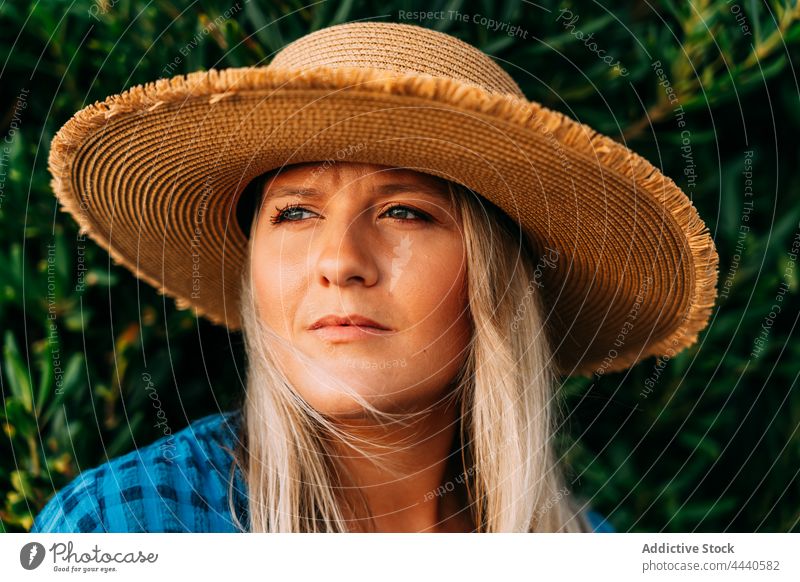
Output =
[{"x1": 20, "y1": 542, "x2": 46, "y2": 570}]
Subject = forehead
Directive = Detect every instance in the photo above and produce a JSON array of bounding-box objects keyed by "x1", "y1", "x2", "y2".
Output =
[{"x1": 262, "y1": 162, "x2": 451, "y2": 199}]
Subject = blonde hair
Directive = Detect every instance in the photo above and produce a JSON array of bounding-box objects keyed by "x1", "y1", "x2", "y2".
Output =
[{"x1": 230, "y1": 171, "x2": 595, "y2": 532}]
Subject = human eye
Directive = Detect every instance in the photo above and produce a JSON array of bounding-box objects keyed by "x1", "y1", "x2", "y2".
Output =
[
  {"x1": 382, "y1": 204, "x2": 432, "y2": 223},
  {"x1": 269, "y1": 204, "x2": 317, "y2": 225}
]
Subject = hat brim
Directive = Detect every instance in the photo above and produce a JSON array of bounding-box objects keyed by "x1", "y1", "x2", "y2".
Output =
[{"x1": 48, "y1": 64, "x2": 719, "y2": 377}]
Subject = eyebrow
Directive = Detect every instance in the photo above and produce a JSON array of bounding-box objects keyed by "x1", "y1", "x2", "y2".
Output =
[{"x1": 263, "y1": 181, "x2": 450, "y2": 202}]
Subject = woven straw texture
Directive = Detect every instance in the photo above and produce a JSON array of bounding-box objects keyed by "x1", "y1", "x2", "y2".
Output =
[{"x1": 47, "y1": 21, "x2": 719, "y2": 377}]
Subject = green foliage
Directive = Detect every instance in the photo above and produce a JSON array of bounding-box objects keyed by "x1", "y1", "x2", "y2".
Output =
[{"x1": 1, "y1": 0, "x2": 799, "y2": 532}]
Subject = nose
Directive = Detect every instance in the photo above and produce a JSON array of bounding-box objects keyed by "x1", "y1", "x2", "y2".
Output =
[{"x1": 314, "y1": 211, "x2": 380, "y2": 288}]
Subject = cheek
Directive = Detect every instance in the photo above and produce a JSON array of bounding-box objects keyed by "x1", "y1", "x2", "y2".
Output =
[
  {"x1": 397, "y1": 239, "x2": 469, "y2": 333},
  {"x1": 250, "y1": 239, "x2": 305, "y2": 334},
  {"x1": 391, "y1": 239, "x2": 471, "y2": 383}
]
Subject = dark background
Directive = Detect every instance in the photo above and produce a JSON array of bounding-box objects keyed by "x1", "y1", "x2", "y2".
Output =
[{"x1": 1, "y1": 0, "x2": 798, "y2": 532}]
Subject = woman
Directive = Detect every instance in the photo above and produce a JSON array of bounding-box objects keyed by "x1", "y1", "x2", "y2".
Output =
[{"x1": 32, "y1": 21, "x2": 718, "y2": 533}]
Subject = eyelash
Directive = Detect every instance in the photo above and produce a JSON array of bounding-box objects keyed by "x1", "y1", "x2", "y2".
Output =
[{"x1": 268, "y1": 203, "x2": 432, "y2": 225}]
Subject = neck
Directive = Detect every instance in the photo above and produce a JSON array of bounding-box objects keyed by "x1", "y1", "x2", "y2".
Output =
[{"x1": 330, "y1": 396, "x2": 472, "y2": 532}]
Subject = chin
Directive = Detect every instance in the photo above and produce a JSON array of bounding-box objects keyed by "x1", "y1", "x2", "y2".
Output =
[
  {"x1": 300, "y1": 390, "x2": 399, "y2": 419},
  {"x1": 290, "y1": 368, "x2": 399, "y2": 417}
]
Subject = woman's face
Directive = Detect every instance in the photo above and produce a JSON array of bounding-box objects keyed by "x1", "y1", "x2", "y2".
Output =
[{"x1": 249, "y1": 162, "x2": 472, "y2": 417}]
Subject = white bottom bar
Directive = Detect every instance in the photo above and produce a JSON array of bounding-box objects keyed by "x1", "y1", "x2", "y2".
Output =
[{"x1": 3, "y1": 533, "x2": 797, "y2": 581}]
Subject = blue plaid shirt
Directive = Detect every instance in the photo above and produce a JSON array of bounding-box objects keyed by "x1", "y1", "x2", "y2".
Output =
[{"x1": 31, "y1": 411, "x2": 615, "y2": 533}]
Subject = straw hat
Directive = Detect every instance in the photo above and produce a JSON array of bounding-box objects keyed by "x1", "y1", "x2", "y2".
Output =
[{"x1": 48, "y1": 21, "x2": 719, "y2": 378}]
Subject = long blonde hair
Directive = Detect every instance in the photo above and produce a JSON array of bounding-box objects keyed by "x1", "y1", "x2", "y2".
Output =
[{"x1": 230, "y1": 172, "x2": 594, "y2": 532}]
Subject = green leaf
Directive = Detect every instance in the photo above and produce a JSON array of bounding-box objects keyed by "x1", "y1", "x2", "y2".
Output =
[
  {"x1": 679, "y1": 497, "x2": 740, "y2": 523},
  {"x1": 34, "y1": 340, "x2": 54, "y2": 417},
  {"x1": 483, "y1": 34, "x2": 517, "y2": 54},
  {"x1": 244, "y1": 0, "x2": 284, "y2": 53},
  {"x1": 106, "y1": 411, "x2": 144, "y2": 458},
  {"x1": 3, "y1": 331, "x2": 33, "y2": 412},
  {"x1": 678, "y1": 431, "x2": 721, "y2": 459},
  {"x1": 2, "y1": 399, "x2": 36, "y2": 437},
  {"x1": 85, "y1": 268, "x2": 118, "y2": 288},
  {"x1": 330, "y1": 0, "x2": 354, "y2": 26},
  {"x1": 41, "y1": 352, "x2": 83, "y2": 426},
  {"x1": 11, "y1": 470, "x2": 33, "y2": 497}
]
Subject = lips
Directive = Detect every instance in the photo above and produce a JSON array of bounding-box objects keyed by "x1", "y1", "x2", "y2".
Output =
[{"x1": 308, "y1": 314, "x2": 391, "y2": 331}]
